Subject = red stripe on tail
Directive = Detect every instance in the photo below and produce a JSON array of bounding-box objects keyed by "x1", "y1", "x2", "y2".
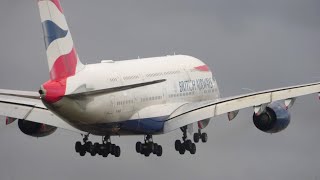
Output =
[
  {"x1": 38, "y1": 0, "x2": 63, "y2": 13},
  {"x1": 50, "y1": 47, "x2": 78, "y2": 80},
  {"x1": 50, "y1": 0, "x2": 63, "y2": 13}
]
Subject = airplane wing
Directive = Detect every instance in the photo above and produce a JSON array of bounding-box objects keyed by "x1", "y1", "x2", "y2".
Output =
[
  {"x1": 0, "y1": 89, "x2": 84, "y2": 134},
  {"x1": 164, "y1": 82, "x2": 320, "y2": 133}
]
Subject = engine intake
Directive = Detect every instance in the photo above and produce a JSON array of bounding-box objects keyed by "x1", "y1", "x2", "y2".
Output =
[
  {"x1": 18, "y1": 119, "x2": 57, "y2": 137},
  {"x1": 253, "y1": 102, "x2": 290, "y2": 133}
]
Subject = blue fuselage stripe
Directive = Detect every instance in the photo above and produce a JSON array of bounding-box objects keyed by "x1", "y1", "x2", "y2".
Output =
[{"x1": 120, "y1": 116, "x2": 168, "y2": 134}]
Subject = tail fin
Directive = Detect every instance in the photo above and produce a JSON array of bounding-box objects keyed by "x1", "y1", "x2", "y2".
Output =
[{"x1": 38, "y1": 0, "x2": 84, "y2": 81}]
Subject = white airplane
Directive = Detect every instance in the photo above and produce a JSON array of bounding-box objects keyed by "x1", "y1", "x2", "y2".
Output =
[{"x1": 1, "y1": 0, "x2": 319, "y2": 158}]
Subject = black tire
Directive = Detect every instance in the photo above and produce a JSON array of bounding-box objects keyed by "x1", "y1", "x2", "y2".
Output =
[
  {"x1": 79, "y1": 148, "x2": 86, "y2": 156},
  {"x1": 190, "y1": 143, "x2": 196, "y2": 155},
  {"x1": 148, "y1": 142, "x2": 154, "y2": 152},
  {"x1": 141, "y1": 148, "x2": 145, "y2": 155},
  {"x1": 75, "y1": 141, "x2": 82, "y2": 153},
  {"x1": 179, "y1": 145, "x2": 186, "y2": 155},
  {"x1": 201, "y1": 133, "x2": 208, "y2": 143},
  {"x1": 185, "y1": 140, "x2": 192, "y2": 151},
  {"x1": 88, "y1": 142, "x2": 96, "y2": 156},
  {"x1": 136, "y1": 142, "x2": 142, "y2": 153},
  {"x1": 110, "y1": 144, "x2": 115, "y2": 155},
  {"x1": 114, "y1": 146, "x2": 121, "y2": 157},
  {"x1": 193, "y1": 133, "x2": 200, "y2": 143},
  {"x1": 101, "y1": 144, "x2": 109, "y2": 157},
  {"x1": 144, "y1": 151, "x2": 150, "y2": 157},
  {"x1": 153, "y1": 143, "x2": 158, "y2": 154},
  {"x1": 94, "y1": 143, "x2": 100, "y2": 155},
  {"x1": 175, "y1": 140, "x2": 181, "y2": 151},
  {"x1": 156, "y1": 145, "x2": 163, "y2": 157},
  {"x1": 85, "y1": 142, "x2": 92, "y2": 152},
  {"x1": 90, "y1": 151, "x2": 96, "y2": 156},
  {"x1": 102, "y1": 152, "x2": 108, "y2": 157},
  {"x1": 100, "y1": 144, "x2": 108, "y2": 156}
]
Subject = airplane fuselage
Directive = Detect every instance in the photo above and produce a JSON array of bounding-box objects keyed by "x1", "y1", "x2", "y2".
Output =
[{"x1": 43, "y1": 55, "x2": 220, "y2": 135}]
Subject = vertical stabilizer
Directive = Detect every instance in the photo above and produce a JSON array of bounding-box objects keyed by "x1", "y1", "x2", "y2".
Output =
[{"x1": 38, "y1": 0, "x2": 84, "y2": 80}]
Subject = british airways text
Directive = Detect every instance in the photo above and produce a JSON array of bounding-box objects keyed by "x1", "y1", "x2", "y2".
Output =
[{"x1": 179, "y1": 78, "x2": 214, "y2": 92}]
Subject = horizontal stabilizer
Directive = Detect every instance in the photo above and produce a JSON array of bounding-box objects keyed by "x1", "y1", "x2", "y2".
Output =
[{"x1": 0, "y1": 89, "x2": 40, "y2": 100}]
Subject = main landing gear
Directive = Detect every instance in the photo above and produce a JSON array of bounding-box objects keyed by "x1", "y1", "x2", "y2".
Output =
[
  {"x1": 193, "y1": 129, "x2": 208, "y2": 143},
  {"x1": 136, "y1": 135, "x2": 163, "y2": 157},
  {"x1": 175, "y1": 126, "x2": 197, "y2": 155},
  {"x1": 75, "y1": 134, "x2": 121, "y2": 158}
]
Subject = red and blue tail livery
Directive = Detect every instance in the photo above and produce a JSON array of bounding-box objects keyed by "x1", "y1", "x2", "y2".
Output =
[{"x1": 38, "y1": 0, "x2": 84, "y2": 81}]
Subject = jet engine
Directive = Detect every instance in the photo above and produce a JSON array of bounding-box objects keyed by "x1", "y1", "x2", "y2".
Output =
[
  {"x1": 18, "y1": 119, "x2": 57, "y2": 137},
  {"x1": 253, "y1": 102, "x2": 290, "y2": 133}
]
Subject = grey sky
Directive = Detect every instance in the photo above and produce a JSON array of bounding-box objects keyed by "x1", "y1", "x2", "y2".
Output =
[{"x1": 0, "y1": 0, "x2": 320, "y2": 180}]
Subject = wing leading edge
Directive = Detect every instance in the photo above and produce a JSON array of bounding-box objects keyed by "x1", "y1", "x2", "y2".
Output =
[
  {"x1": 0, "y1": 90, "x2": 84, "y2": 134},
  {"x1": 164, "y1": 82, "x2": 320, "y2": 133}
]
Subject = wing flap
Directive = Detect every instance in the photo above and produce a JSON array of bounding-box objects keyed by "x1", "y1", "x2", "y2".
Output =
[{"x1": 0, "y1": 89, "x2": 40, "y2": 100}]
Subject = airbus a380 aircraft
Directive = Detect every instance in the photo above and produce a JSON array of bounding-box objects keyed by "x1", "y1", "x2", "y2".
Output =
[{"x1": 1, "y1": 0, "x2": 319, "y2": 158}]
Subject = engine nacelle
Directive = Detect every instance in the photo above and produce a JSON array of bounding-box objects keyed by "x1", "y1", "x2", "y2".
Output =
[
  {"x1": 253, "y1": 102, "x2": 290, "y2": 133},
  {"x1": 18, "y1": 119, "x2": 57, "y2": 137}
]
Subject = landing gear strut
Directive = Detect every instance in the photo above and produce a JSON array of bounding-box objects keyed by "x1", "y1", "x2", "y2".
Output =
[
  {"x1": 136, "y1": 135, "x2": 163, "y2": 157},
  {"x1": 75, "y1": 134, "x2": 121, "y2": 158},
  {"x1": 175, "y1": 126, "x2": 196, "y2": 155}
]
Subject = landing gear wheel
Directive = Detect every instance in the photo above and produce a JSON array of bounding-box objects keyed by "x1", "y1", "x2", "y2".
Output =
[
  {"x1": 85, "y1": 142, "x2": 92, "y2": 152},
  {"x1": 79, "y1": 148, "x2": 86, "y2": 156},
  {"x1": 114, "y1": 146, "x2": 121, "y2": 157},
  {"x1": 102, "y1": 152, "x2": 108, "y2": 157},
  {"x1": 147, "y1": 142, "x2": 154, "y2": 152},
  {"x1": 190, "y1": 143, "x2": 196, "y2": 154},
  {"x1": 136, "y1": 135, "x2": 163, "y2": 157},
  {"x1": 156, "y1": 145, "x2": 162, "y2": 157},
  {"x1": 101, "y1": 144, "x2": 109, "y2": 157},
  {"x1": 179, "y1": 145, "x2": 186, "y2": 155},
  {"x1": 89, "y1": 143, "x2": 97, "y2": 156},
  {"x1": 143, "y1": 148, "x2": 151, "y2": 157},
  {"x1": 185, "y1": 139, "x2": 193, "y2": 151},
  {"x1": 110, "y1": 144, "x2": 116, "y2": 155},
  {"x1": 193, "y1": 133, "x2": 200, "y2": 143},
  {"x1": 136, "y1": 142, "x2": 142, "y2": 153},
  {"x1": 201, "y1": 133, "x2": 208, "y2": 143},
  {"x1": 94, "y1": 142, "x2": 101, "y2": 155},
  {"x1": 90, "y1": 150, "x2": 97, "y2": 156},
  {"x1": 75, "y1": 135, "x2": 122, "y2": 158},
  {"x1": 175, "y1": 140, "x2": 182, "y2": 151},
  {"x1": 153, "y1": 143, "x2": 158, "y2": 154},
  {"x1": 75, "y1": 141, "x2": 82, "y2": 153}
]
